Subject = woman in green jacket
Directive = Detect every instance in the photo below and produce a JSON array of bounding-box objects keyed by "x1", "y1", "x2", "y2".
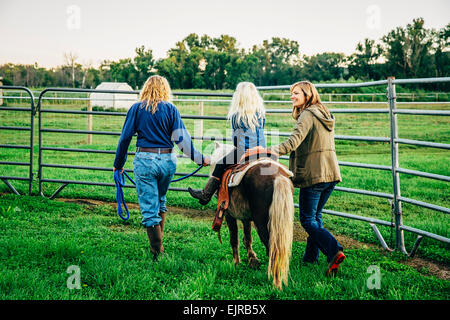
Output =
[{"x1": 269, "y1": 81, "x2": 345, "y2": 277}]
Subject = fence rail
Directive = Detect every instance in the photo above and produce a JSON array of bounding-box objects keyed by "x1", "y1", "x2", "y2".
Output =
[{"x1": 0, "y1": 78, "x2": 449, "y2": 256}]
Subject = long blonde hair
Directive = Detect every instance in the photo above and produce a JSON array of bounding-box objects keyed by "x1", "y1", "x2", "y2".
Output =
[
  {"x1": 139, "y1": 75, "x2": 172, "y2": 113},
  {"x1": 290, "y1": 81, "x2": 330, "y2": 120},
  {"x1": 227, "y1": 82, "x2": 265, "y2": 131}
]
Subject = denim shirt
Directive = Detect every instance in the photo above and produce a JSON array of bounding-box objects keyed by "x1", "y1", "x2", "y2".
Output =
[{"x1": 231, "y1": 113, "x2": 266, "y2": 159}]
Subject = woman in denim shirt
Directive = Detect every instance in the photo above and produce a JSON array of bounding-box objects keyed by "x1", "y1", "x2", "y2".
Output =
[
  {"x1": 188, "y1": 82, "x2": 266, "y2": 205},
  {"x1": 113, "y1": 75, "x2": 209, "y2": 260}
]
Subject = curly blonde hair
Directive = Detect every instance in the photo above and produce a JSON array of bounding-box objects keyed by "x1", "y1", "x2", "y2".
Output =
[
  {"x1": 290, "y1": 81, "x2": 330, "y2": 120},
  {"x1": 139, "y1": 75, "x2": 172, "y2": 113}
]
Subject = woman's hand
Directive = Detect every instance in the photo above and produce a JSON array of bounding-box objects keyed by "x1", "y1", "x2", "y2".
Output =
[
  {"x1": 113, "y1": 167, "x2": 124, "y2": 174},
  {"x1": 267, "y1": 146, "x2": 279, "y2": 156},
  {"x1": 202, "y1": 156, "x2": 211, "y2": 166}
]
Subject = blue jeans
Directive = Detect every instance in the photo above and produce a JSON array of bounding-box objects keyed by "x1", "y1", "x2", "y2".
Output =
[
  {"x1": 133, "y1": 152, "x2": 177, "y2": 227},
  {"x1": 299, "y1": 181, "x2": 343, "y2": 263}
]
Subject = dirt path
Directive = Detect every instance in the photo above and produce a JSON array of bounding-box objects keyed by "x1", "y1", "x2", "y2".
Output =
[{"x1": 58, "y1": 197, "x2": 450, "y2": 280}]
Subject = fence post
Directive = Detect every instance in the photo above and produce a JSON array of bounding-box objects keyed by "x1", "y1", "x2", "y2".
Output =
[
  {"x1": 387, "y1": 77, "x2": 407, "y2": 254},
  {"x1": 29, "y1": 88, "x2": 35, "y2": 196},
  {"x1": 87, "y1": 99, "x2": 92, "y2": 145},
  {"x1": 0, "y1": 77, "x2": 3, "y2": 105},
  {"x1": 199, "y1": 101, "x2": 204, "y2": 135},
  {"x1": 38, "y1": 93, "x2": 43, "y2": 196},
  {"x1": 193, "y1": 101, "x2": 204, "y2": 154}
]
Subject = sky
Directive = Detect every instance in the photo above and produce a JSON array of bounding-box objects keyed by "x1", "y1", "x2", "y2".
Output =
[{"x1": 0, "y1": 0, "x2": 449, "y2": 68}]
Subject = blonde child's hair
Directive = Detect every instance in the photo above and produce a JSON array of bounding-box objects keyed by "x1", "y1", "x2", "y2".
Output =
[{"x1": 227, "y1": 82, "x2": 265, "y2": 131}]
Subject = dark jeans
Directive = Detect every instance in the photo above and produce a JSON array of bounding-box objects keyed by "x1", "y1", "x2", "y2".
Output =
[{"x1": 299, "y1": 181, "x2": 343, "y2": 263}]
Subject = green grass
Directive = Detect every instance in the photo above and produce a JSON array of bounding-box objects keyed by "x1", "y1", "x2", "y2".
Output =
[
  {"x1": 0, "y1": 91, "x2": 449, "y2": 299},
  {"x1": 0, "y1": 194, "x2": 448, "y2": 300}
]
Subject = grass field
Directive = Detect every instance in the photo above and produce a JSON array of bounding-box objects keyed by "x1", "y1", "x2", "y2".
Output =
[
  {"x1": 0, "y1": 194, "x2": 448, "y2": 300},
  {"x1": 0, "y1": 87, "x2": 449, "y2": 300}
]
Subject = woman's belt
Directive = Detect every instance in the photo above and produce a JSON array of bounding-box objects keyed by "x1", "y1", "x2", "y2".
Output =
[{"x1": 136, "y1": 147, "x2": 173, "y2": 154}]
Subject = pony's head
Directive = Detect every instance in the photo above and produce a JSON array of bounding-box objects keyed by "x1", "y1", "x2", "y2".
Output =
[{"x1": 209, "y1": 142, "x2": 235, "y2": 176}]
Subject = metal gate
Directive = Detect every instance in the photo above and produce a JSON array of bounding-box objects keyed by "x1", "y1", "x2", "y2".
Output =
[
  {"x1": 4, "y1": 77, "x2": 450, "y2": 256},
  {"x1": 0, "y1": 86, "x2": 35, "y2": 195}
]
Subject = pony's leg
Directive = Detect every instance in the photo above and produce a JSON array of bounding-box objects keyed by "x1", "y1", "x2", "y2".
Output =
[
  {"x1": 226, "y1": 214, "x2": 240, "y2": 265},
  {"x1": 252, "y1": 213, "x2": 270, "y2": 256},
  {"x1": 242, "y1": 220, "x2": 260, "y2": 269},
  {"x1": 242, "y1": 166, "x2": 272, "y2": 257}
]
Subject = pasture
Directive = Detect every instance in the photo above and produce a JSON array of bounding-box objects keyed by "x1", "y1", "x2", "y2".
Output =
[
  {"x1": 0, "y1": 87, "x2": 449, "y2": 300},
  {"x1": 0, "y1": 194, "x2": 448, "y2": 300}
]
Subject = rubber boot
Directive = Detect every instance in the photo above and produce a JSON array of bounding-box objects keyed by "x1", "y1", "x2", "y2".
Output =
[
  {"x1": 146, "y1": 225, "x2": 162, "y2": 261},
  {"x1": 159, "y1": 212, "x2": 166, "y2": 253},
  {"x1": 188, "y1": 177, "x2": 221, "y2": 205}
]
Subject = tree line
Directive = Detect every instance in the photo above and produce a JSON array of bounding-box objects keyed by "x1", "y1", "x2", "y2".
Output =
[{"x1": 1, "y1": 18, "x2": 448, "y2": 90}]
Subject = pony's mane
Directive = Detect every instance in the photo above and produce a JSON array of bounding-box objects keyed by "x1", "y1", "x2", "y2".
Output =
[{"x1": 209, "y1": 143, "x2": 236, "y2": 177}]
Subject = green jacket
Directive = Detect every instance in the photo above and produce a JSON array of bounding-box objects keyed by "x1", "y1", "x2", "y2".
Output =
[{"x1": 270, "y1": 104, "x2": 341, "y2": 188}]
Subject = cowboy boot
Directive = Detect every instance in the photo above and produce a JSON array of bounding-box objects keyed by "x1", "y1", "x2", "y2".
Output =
[
  {"x1": 146, "y1": 225, "x2": 162, "y2": 261},
  {"x1": 188, "y1": 176, "x2": 221, "y2": 205},
  {"x1": 159, "y1": 212, "x2": 166, "y2": 253}
]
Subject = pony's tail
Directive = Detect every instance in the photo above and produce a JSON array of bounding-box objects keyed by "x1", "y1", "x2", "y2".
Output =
[{"x1": 267, "y1": 175, "x2": 294, "y2": 290}]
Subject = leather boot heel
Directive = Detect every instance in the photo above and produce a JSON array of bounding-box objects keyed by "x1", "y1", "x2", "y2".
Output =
[{"x1": 188, "y1": 177, "x2": 221, "y2": 205}]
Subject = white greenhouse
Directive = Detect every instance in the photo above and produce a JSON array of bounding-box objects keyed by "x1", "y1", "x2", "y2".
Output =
[{"x1": 89, "y1": 82, "x2": 138, "y2": 110}]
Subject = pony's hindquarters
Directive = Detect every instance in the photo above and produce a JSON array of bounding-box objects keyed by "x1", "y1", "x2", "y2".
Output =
[{"x1": 267, "y1": 174, "x2": 294, "y2": 290}]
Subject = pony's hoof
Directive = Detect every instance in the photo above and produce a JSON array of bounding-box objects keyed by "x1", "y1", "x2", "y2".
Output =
[{"x1": 248, "y1": 258, "x2": 261, "y2": 269}]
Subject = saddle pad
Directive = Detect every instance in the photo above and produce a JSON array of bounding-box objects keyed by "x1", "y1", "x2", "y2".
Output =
[{"x1": 228, "y1": 159, "x2": 293, "y2": 187}]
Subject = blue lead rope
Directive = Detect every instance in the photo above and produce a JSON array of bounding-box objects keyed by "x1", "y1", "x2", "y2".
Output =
[
  {"x1": 170, "y1": 165, "x2": 204, "y2": 182},
  {"x1": 114, "y1": 170, "x2": 136, "y2": 221},
  {"x1": 114, "y1": 165, "x2": 204, "y2": 221}
]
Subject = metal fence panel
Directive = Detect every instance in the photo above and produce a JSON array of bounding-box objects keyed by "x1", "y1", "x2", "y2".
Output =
[
  {"x1": 3, "y1": 77, "x2": 449, "y2": 255},
  {"x1": 0, "y1": 86, "x2": 35, "y2": 195}
]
